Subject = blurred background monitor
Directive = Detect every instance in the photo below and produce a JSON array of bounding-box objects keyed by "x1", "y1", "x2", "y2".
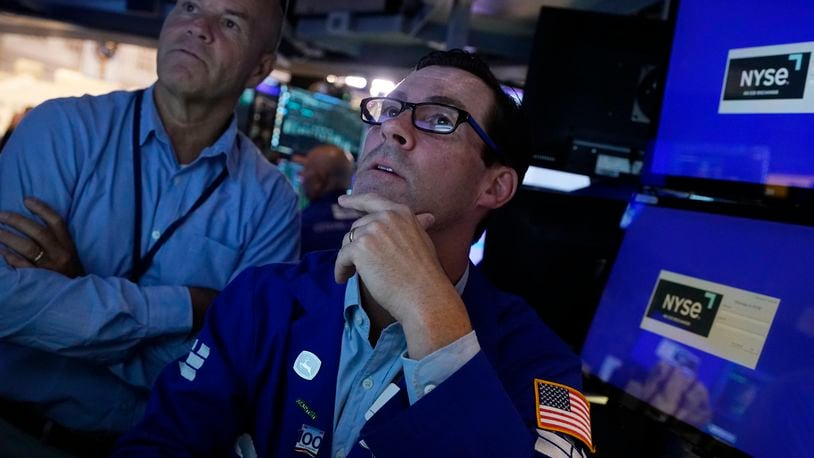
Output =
[
  {"x1": 236, "y1": 79, "x2": 282, "y2": 162},
  {"x1": 581, "y1": 202, "x2": 814, "y2": 457},
  {"x1": 276, "y1": 159, "x2": 308, "y2": 209},
  {"x1": 271, "y1": 85, "x2": 365, "y2": 157},
  {"x1": 235, "y1": 88, "x2": 256, "y2": 135},
  {"x1": 521, "y1": 7, "x2": 670, "y2": 182}
]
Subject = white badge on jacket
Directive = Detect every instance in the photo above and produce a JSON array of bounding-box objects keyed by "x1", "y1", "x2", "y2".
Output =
[{"x1": 293, "y1": 350, "x2": 322, "y2": 380}]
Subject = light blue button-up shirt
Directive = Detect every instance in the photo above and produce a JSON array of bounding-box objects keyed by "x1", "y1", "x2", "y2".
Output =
[
  {"x1": 332, "y1": 268, "x2": 480, "y2": 457},
  {"x1": 0, "y1": 85, "x2": 300, "y2": 431}
]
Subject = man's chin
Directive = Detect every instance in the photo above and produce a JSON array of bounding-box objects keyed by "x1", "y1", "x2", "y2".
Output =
[
  {"x1": 157, "y1": 65, "x2": 207, "y2": 91},
  {"x1": 350, "y1": 183, "x2": 410, "y2": 207}
]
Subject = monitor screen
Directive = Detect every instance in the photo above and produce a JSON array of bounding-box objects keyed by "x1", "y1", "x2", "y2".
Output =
[
  {"x1": 236, "y1": 88, "x2": 256, "y2": 135},
  {"x1": 275, "y1": 158, "x2": 307, "y2": 209},
  {"x1": 271, "y1": 86, "x2": 365, "y2": 156},
  {"x1": 521, "y1": 7, "x2": 669, "y2": 178},
  {"x1": 647, "y1": 0, "x2": 814, "y2": 191},
  {"x1": 581, "y1": 203, "x2": 814, "y2": 457}
]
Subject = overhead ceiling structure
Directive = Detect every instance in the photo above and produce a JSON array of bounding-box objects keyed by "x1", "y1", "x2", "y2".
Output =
[{"x1": 0, "y1": 0, "x2": 665, "y2": 84}]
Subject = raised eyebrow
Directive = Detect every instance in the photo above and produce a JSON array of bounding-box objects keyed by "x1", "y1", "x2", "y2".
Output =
[
  {"x1": 223, "y1": 8, "x2": 249, "y2": 22},
  {"x1": 386, "y1": 93, "x2": 467, "y2": 109},
  {"x1": 425, "y1": 95, "x2": 467, "y2": 110}
]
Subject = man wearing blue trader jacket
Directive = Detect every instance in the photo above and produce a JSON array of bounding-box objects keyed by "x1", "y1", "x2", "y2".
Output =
[{"x1": 115, "y1": 49, "x2": 593, "y2": 457}]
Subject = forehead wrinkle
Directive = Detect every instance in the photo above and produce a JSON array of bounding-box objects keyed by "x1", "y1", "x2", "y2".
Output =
[
  {"x1": 398, "y1": 67, "x2": 493, "y2": 121},
  {"x1": 426, "y1": 95, "x2": 467, "y2": 110},
  {"x1": 224, "y1": 8, "x2": 249, "y2": 19},
  {"x1": 387, "y1": 90, "x2": 408, "y2": 100},
  {"x1": 195, "y1": 0, "x2": 237, "y2": 18},
  {"x1": 204, "y1": 0, "x2": 269, "y2": 24},
  {"x1": 387, "y1": 91, "x2": 470, "y2": 113}
]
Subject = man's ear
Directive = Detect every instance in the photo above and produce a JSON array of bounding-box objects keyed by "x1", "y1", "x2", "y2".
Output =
[
  {"x1": 245, "y1": 52, "x2": 277, "y2": 89},
  {"x1": 477, "y1": 166, "x2": 518, "y2": 211}
]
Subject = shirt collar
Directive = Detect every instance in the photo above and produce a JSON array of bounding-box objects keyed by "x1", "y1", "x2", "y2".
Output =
[
  {"x1": 139, "y1": 84, "x2": 241, "y2": 175},
  {"x1": 342, "y1": 263, "x2": 471, "y2": 323}
]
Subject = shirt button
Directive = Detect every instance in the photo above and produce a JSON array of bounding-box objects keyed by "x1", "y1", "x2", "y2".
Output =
[
  {"x1": 424, "y1": 384, "x2": 436, "y2": 395},
  {"x1": 336, "y1": 452, "x2": 345, "y2": 458},
  {"x1": 355, "y1": 316, "x2": 363, "y2": 327},
  {"x1": 362, "y1": 377, "x2": 374, "y2": 390},
  {"x1": 151, "y1": 230, "x2": 161, "y2": 240},
  {"x1": 173, "y1": 176, "x2": 182, "y2": 186}
]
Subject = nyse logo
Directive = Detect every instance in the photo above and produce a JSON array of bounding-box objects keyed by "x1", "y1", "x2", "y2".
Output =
[
  {"x1": 646, "y1": 280, "x2": 722, "y2": 337},
  {"x1": 723, "y1": 52, "x2": 810, "y2": 101},
  {"x1": 740, "y1": 67, "x2": 790, "y2": 87}
]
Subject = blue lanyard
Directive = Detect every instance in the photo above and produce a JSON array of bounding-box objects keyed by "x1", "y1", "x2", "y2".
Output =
[{"x1": 129, "y1": 90, "x2": 229, "y2": 283}]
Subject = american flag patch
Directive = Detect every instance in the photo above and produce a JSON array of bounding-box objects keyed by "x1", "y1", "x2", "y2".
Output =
[{"x1": 534, "y1": 379, "x2": 594, "y2": 452}]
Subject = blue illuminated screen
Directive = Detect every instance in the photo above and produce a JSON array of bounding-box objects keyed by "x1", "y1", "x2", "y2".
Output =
[
  {"x1": 272, "y1": 86, "x2": 364, "y2": 156},
  {"x1": 581, "y1": 204, "x2": 814, "y2": 456},
  {"x1": 648, "y1": 0, "x2": 814, "y2": 188}
]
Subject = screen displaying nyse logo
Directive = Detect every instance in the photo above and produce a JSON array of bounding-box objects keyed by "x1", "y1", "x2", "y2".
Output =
[
  {"x1": 723, "y1": 52, "x2": 811, "y2": 100},
  {"x1": 645, "y1": 279, "x2": 723, "y2": 337}
]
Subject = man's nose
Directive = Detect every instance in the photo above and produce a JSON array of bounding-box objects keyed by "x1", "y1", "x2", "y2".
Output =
[
  {"x1": 379, "y1": 110, "x2": 416, "y2": 149},
  {"x1": 186, "y1": 16, "x2": 214, "y2": 43}
]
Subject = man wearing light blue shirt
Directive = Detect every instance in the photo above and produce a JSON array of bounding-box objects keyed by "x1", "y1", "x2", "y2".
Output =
[
  {"x1": 116, "y1": 49, "x2": 592, "y2": 457},
  {"x1": 0, "y1": 0, "x2": 296, "y2": 455}
]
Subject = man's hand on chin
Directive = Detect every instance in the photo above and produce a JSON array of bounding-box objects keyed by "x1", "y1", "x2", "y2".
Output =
[{"x1": 333, "y1": 192, "x2": 472, "y2": 359}]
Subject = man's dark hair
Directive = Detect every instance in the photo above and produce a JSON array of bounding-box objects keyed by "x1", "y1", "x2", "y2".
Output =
[
  {"x1": 415, "y1": 49, "x2": 531, "y2": 182},
  {"x1": 415, "y1": 49, "x2": 530, "y2": 242}
]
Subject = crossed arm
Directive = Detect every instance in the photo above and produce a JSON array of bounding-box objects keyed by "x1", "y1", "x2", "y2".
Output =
[{"x1": 0, "y1": 104, "x2": 299, "y2": 388}]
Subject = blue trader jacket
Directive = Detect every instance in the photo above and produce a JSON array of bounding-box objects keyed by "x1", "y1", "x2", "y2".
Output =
[
  {"x1": 301, "y1": 190, "x2": 357, "y2": 253},
  {"x1": 114, "y1": 251, "x2": 584, "y2": 457}
]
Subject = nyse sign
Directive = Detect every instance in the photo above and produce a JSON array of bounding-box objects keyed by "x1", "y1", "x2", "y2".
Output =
[
  {"x1": 646, "y1": 279, "x2": 723, "y2": 337},
  {"x1": 719, "y1": 41, "x2": 814, "y2": 114},
  {"x1": 723, "y1": 52, "x2": 810, "y2": 101},
  {"x1": 640, "y1": 271, "x2": 780, "y2": 369}
]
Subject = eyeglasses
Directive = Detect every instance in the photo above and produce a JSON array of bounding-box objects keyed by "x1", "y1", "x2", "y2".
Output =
[{"x1": 359, "y1": 97, "x2": 500, "y2": 157}]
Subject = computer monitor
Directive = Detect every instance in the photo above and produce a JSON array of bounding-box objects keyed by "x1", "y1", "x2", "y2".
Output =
[
  {"x1": 275, "y1": 158, "x2": 308, "y2": 209},
  {"x1": 521, "y1": 7, "x2": 670, "y2": 179},
  {"x1": 271, "y1": 86, "x2": 365, "y2": 157},
  {"x1": 645, "y1": 0, "x2": 814, "y2": 205},
  {"x1": 581, "y1": 202, "x2": 814, "y2": 457},
  {"x1": 235, "y1": 88, "x2": 256, "y2": 135}
]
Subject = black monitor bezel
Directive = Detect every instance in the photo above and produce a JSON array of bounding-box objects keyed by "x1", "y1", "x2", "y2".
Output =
[{"x1": 583, "y1": 371, "x2": 751, "y2": 458}]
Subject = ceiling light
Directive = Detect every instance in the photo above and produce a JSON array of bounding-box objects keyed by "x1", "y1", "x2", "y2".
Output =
[
  {"x1": 369, "y1": 78, "x2": 395, "y2": 97},
  {"x1": 344, "y1": 76, "x2": 367, "y2": 89}
]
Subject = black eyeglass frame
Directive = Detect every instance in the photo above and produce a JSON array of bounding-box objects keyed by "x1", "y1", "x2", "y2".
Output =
[{"x1": 359, "y1": 97, "x2": 501, "y2": 158}]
